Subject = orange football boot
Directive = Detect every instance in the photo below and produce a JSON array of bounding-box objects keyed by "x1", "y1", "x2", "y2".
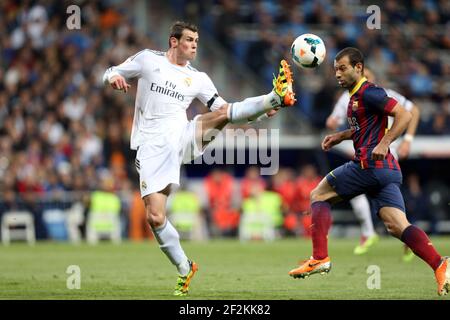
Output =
[
  {"x1": 273, "y1": 59, "x2": 296, "y2": 107},
  {"x1": 289, "y1": 256, "x2": 331, "y2": 279},
  {"x1": 174, "y1": 260, "x2": 198, "y2": 296},
  {"x1": 435, "y1": 256, "x2": 450, "y2": 296}
]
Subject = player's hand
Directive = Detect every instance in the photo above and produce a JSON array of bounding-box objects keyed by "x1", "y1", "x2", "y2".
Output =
[
  {"x1": 397, "y1": 140, "x2": 411, "y2": 160},
  {"x1": 321, "y1": 133, "x2": 342, "y2": 151},
  {"x1": 110, "y1": 75, "x2": 131, "y2": 93},
  {"x1": 371, "y1": 142, "x2": 389, "y2": 160}
]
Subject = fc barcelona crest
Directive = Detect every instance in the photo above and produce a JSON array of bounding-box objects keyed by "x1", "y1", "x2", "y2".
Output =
[{"x1": 352, "y1": 99, "x2": 359, "y2": 111}]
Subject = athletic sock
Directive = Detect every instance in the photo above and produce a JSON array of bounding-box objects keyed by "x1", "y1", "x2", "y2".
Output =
[
  {"x1": 311, "y1": 201, "x2": 332, "y2": 260},
  {"x1": 151, "y1": 218, "x2": 190, "y2": 276},
  {"x1": 400, "y1": 225, "x2": 442, "y2": 270},
  {"x1": 228, "y1": 92, "x2": 281, "y2": 124},
  {"x1": 350, "y1": 195, "x2": 376, "y2": 238}
]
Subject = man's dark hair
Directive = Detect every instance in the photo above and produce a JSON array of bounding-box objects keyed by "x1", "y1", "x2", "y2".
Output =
[
  {"x1": 335, "y1": 47, "x2": 364, "y2": 70},
  {"x1": 168, "y1": 21, "x2": 198, "y2": 48}
]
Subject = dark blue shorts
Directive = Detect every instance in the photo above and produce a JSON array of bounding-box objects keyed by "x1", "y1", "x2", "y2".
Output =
[{"x1": 326, "y1": 161, "x2": 405, "y2": 215}]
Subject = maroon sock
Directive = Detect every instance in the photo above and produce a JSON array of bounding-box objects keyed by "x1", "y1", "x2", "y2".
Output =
[
  {"x1": 400, "y1": 225, "x2": 442, "y2": 270},
  {"x1": 311, "y1": 201, "x2": 332, "y2": 260}
]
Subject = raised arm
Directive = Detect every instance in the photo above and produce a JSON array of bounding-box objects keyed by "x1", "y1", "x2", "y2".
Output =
[{"x1": 103, "y1": 51, "x2": 145, "y2": 93}]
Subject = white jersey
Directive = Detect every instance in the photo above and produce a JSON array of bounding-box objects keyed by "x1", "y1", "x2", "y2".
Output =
[
  {"x1": 331, "y1": 88, "x2": 414, "y2": 129},
  {"x1": 103, "y1": 49, "x2": 227, "y2": 150}
]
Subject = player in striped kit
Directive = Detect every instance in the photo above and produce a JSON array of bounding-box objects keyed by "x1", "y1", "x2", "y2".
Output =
[
  {"x1": 325, "y1": 68, "x2": 420, "y2": 258},
  {"x1": 288, "y1": 47, "x2": 449, "y2": 296}
]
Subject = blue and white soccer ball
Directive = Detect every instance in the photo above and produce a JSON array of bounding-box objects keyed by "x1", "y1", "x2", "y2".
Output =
[{"x1": 290, "y1": 33, "x2": 326, "y2": 69}]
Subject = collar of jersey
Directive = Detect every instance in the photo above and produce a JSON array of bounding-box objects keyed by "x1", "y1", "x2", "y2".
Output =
[
  {"x1": 349, "y1": 77, "x2": 367, "y2": 97},
  {"x1": 165, "y1": 52, "x2": 190, "y2": 68}
]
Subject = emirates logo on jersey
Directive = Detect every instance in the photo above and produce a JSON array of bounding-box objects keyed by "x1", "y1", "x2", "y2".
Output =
[
  {"x1": 150, "y1": 82, "x2": 185, "y2": 101},
  {"x1": 184, "y1": 77, "x2": 192, "y2": 87}
]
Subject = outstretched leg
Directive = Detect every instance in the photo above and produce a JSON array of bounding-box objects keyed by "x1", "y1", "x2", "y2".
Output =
[{"x1": 195, "y1": 60, "x2": 296, "y2": 150}]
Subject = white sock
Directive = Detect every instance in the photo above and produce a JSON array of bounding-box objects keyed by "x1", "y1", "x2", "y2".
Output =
[
  {"x1": 350, "y1": 195, "x2": 376, "y2": 238},
  {"x1": 227, "y1": 92, "x2": 282, "y2": 124},
  {"x1": 151, "y1": 218, "x2": 190, "y2": 276}
]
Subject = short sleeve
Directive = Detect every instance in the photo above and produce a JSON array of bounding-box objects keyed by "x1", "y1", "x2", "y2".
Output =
[
  {"x1": 196, "y1": 72, "x2": 227, "y2": 111},
  {"x1": 362, "y1": 86, "x2": 398, "y2": 114},
  {"x1": 386, "y1": 89, "x2": 413, "y2": 111},
  {"x1": 103, "y1": 50, "x2": 149, "y2": 84}
]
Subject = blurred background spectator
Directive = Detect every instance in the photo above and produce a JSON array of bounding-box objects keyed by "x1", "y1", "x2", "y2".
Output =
[{"x1": 204, "y1": 168, "x2": 240, "y2": 237}]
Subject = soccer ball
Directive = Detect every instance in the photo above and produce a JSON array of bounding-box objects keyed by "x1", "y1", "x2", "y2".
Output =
[{"x1": 290, "y1": 33, "x2": 326, "y2": 69}]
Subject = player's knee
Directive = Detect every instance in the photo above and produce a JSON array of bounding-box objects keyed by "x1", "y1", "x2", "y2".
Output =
[
  {"x1": 217, "y1": 104, "x2": 228, "y2": 113},
  {"x1": 145, "y1": 207, "x2": 165, "y2": 228},
  {"x1": 213, "y1": 104, "x2": 229, "y2": 122},
  {"x1": 310, "y1": 186, "x2": 324, "y2": 203},
  {"x1": 384, "y1": 222, "x2": 402, "y2": 239}
]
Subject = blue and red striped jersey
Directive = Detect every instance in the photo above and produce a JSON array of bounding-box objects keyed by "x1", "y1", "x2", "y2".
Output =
[{"x1": 346, "y1": 77, "x2": 400, "y2": 170}]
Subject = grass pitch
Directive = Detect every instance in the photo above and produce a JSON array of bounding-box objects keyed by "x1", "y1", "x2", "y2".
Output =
[{"x1": 0, "y1": 237, "x2": 449, "y2": 300}]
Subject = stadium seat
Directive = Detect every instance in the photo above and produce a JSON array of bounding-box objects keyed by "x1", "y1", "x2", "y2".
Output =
[
  {"x1": 239, "y1": 191, "x2": 283, "y2": 242},
  {"x1": 1, "y1": 210, "x2": 36, "y2": 245},
  {"x1": 239, "y1": 211, "x2": 275, "y2": 242},
  {"x1": 169, "y1": 190, "x2": 207, "y2": 240},
  {"x1": 65, "y1": 202, "x2": 85, "y2": 244},
  {"x1": 86, "y1": 191, "x2": 121, "y2": 244},
  {"x1": 43, "y1": 209, "x2": 69, "y2": 241}
]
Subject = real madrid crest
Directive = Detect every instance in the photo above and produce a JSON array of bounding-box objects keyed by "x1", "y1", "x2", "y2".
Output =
[{"x1": 184, "y1": 77, "x2": 192, "y2": 87}]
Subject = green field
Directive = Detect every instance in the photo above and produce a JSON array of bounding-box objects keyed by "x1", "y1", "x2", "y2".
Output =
[{"x1": 1, "y1": 237, "x2": 449, "y2": 300}]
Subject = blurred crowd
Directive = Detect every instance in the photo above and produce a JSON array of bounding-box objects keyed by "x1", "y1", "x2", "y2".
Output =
[
  {"x1": 0, "y1": 0, "x2": 149, "y2": 203},
  {"x1": 173, "y1": 0, "x2": 450, "y2": 131},
  {"x1": 0, "y1": 0, "x2": 449, "y2": 241}
]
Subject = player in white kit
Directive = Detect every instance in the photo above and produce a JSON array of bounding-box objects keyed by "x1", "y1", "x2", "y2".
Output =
[
  {"x1": 103, "y1": 21, "x2": 296, "y2": 296},
  {"x1": 325, "y1": 68, "x2": 420, "y2": 256}
]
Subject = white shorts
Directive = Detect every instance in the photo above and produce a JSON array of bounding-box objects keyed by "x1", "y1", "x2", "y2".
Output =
[
  {"x1": 389, "y1": 140, "x2": 400, "y2": 160},
  {"x1": 135, "y1": 115, "x2": 205, "y2": 197}
]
